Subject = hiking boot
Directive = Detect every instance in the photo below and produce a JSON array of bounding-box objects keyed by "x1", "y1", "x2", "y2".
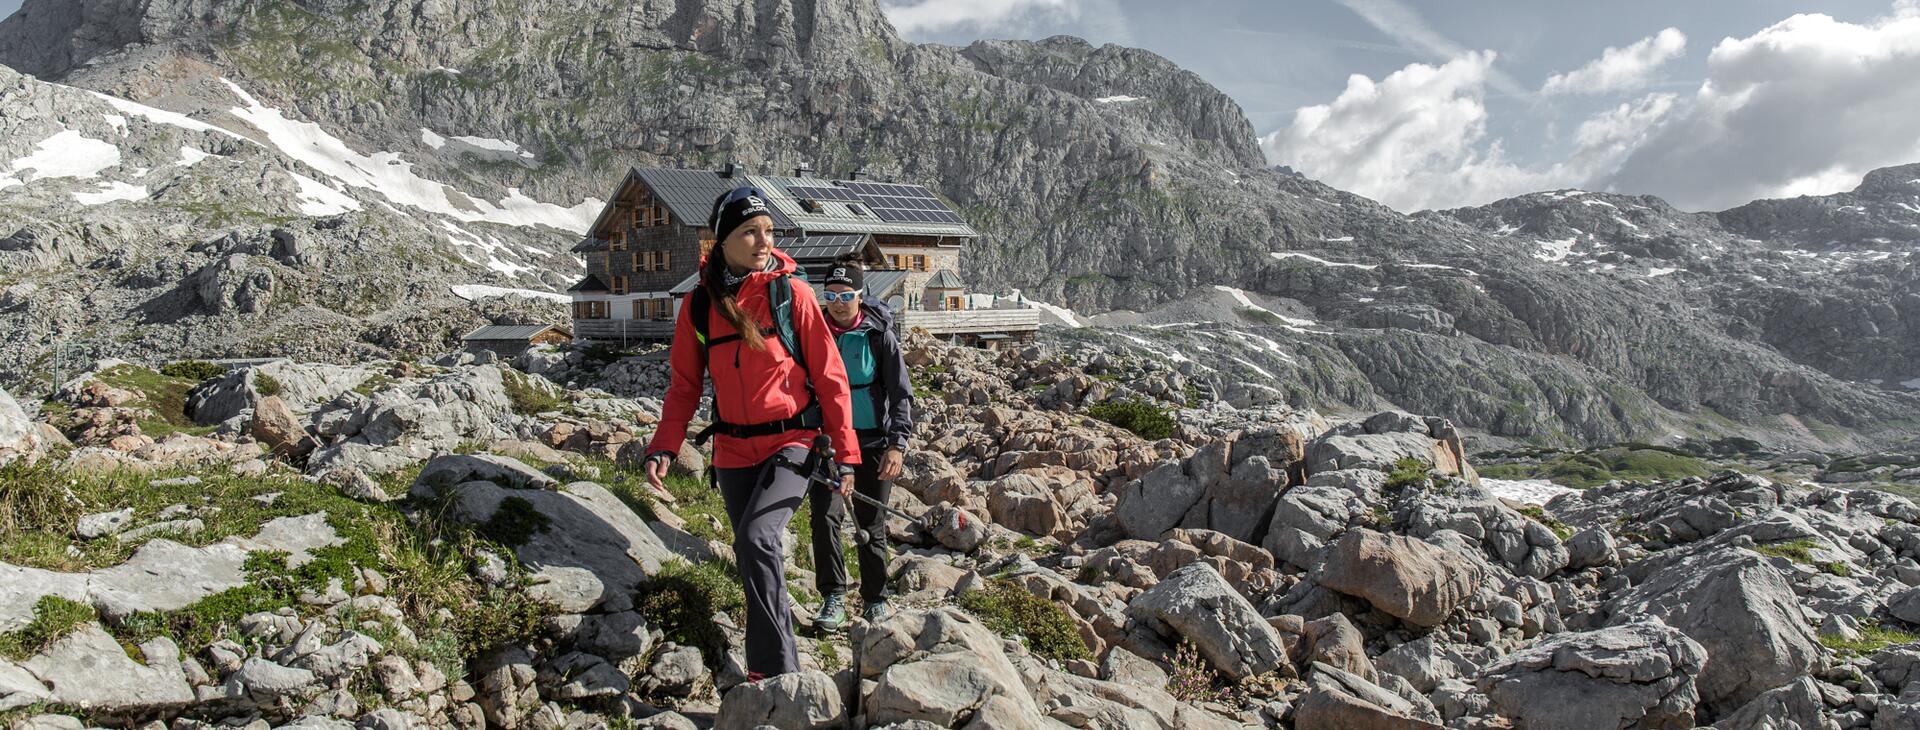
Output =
[
  {"x1": 864, "y1": 598, "x2": 894, "y2": 624},
  {"x1": 813, "y1": 592, "x2": 848, "y2": 631}
]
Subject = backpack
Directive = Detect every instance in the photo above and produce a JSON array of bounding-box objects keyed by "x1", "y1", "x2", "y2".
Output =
[{"x1": 685, "y1": 274, "x2": 819, "y2": 446}]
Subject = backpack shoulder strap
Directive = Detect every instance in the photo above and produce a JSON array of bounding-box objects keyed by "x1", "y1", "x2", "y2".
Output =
[
  {"x1": 769, "y1": 274, "x2": 808, "y2": 376},
  {"x1": 687, "y1": 287, "x2": 712, "y2": 355}
]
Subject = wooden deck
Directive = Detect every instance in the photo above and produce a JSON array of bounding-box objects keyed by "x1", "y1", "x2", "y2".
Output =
[{"x1": 572, "y1": 318, "x2": 675, "y2": 343}]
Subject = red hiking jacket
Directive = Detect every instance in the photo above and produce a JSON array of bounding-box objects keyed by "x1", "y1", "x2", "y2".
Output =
[{"x1": 646, "y1": 249, "x2": 862, "y2": 470}]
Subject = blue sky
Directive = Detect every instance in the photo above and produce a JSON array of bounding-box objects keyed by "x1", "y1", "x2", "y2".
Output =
[{"x1": 884, "y1": 0, "x2": 1920, "y2": 211}]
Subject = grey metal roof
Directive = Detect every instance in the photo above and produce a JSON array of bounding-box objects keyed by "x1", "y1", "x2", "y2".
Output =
[
  {"x1": 569, "y1": 275, "x2": 609, "y2": 293},
  {"x1": 668, "y1": 272, "x2": 701, "y2": 296},
  {"x1": 748, "y1": 175, "x2": 977, "y2": 238},
  {"x1": 572, "y1": 237, "x2": 608, "y2": 253},
  {"x1": 924, "y1": 269, "x2": 966, "y2": 289},
  {"x1": 464, "y1": 324, "x2": 564, "y2": 341},
  {"x1": 632, "y1": 168, "x2": 798, "y2": 231},
  {"x1": 779, "y1": 234, "x2": 870, "y2": 263}
]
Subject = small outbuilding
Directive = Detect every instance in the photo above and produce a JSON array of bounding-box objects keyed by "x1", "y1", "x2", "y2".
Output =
[{"x1": 463, "y1": 324, "x2": 571, "y2": 359}]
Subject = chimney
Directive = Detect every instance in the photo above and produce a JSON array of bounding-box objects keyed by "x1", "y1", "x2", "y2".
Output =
[
  {"x1": 794, "y1": 164, "x2": 814, "y2": 178},
  {"x1": 847, "y1": 169, "x2": 866, "y2": 181},
  {"x1": 720, "y1": 162, "x2": 741, "y2": 179}
]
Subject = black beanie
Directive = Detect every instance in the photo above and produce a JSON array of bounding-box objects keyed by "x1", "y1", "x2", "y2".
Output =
[
  {"x1": 821, "y1": 260, "x2": 865, "y2": 291},
  {"x1": 708, "y1": 186, "x2": 773, "y2": 244}
]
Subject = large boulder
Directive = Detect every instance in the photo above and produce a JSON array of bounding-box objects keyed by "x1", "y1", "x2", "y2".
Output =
[
  {"x1": 187, "y1": 361, "x2": 373, "y2": 426},
  {"x1": 430, "y1": 473, "x2": 674, "y2": 613},
  {"x1": 1114, "y1": 461, "x2": 1205, "y2": 541},
  {"x1": 1711, "y1": 677, "x2": 1827, "y2": 730},
  {"x1": 1126, "y1": 562, "x2": 1289, "y2": 679},
  {"x1": 857, "y1": 609, "x2": 1044, "y2": 726},
  {"x1": 1476, "y1": 621, "x2": 1707, "y2": 730},
  {"x1": 248, "y1": 395, "x2": 318, "y2": 462},
  {"x1": 1296, "y1": 662, "x2": 1444, "y2": 729},
  {"x1": 1600, "y1": 549, "x2": 1822, "y2": 715},
  {"x1": 1314, "y1": 529, "x2": 1482, "y2": 628},
  {"x1": 0, "y1": 387, "x2": 41, "y2": 467},
  {"x1": 715, "y1": 671, "x2": 844, "y2": 730},
  {"x1": 21, "y1": 625, "x2": 193, "y2": 715}
]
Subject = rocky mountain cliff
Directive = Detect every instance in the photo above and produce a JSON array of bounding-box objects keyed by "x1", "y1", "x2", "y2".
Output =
[{"x1": 0, "y1": 0, "x2": 1915, "y2": 451}]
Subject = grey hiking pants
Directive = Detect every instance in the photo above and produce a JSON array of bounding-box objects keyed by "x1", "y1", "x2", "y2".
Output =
[
  {"x1": 715, "y1": 445, "x2": 810, "y2": 677},
  {"x1": 810, "y1": 443, "x2": 892, "y2": 603}
]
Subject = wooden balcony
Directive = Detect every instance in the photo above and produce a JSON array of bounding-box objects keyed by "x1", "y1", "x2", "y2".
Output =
[
  {"x1": 897, "y1": 308, "x2": 1041, "y2": 336},
  {"x1": 572, "y1": 318, "x2": 675, "y2": 343}
]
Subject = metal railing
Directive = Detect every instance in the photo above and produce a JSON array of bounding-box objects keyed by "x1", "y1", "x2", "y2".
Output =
[{"x1": 896, "y1": 308, "x2": 1041, "y2": 335}]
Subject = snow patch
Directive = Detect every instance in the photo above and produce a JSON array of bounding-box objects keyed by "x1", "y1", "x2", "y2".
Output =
[
  {"x1": 440, "y1": 222, "x2": 531, "y2": 277},
  {"x1": 1645, "y1": 267, "x2": 1679, "y2": 277},
  {"x1": 1580, "y1": 199, "x2": 1617, "y2": 209},
  {"x1": 420, "y1": 128, "x2": 447, "y2": 149},
  {"x1": 177, "y1": 146, "x2": 214, "y2": 167},
  {"x1": 1272, "y1": 251, "x2": 1379, "y2": 270},
  {"x1": 218, "y1": 78, "x2": 599, "y2": 231},
  {"x1": 1901, "y1": 378, "x2": 1920, "y2": 390},
  {"x1": 449, "y1": 284, "x2": 569, "y2": 303},
  {"x1": 1026, "y1": 298, "x2": 1084, "y2": 328},
  {"x1": 289, "y1": 172, "x2": 361, "y2": 216},
  {"x1": 1323, "y1": 236, "x2": 1355, "y2": 243},
  {"x1": 1482, "y1": 478, "x2": 1578, "y2": 506},
  {"x1": 448, "y1": 135, "x2": 537, "y2": 163},
  {"x1": 1094, "y1": 95, "x2": 1144, "y2": 103},
  {"x1": 1215, "y1": 286, "x2": 1325, "y2": 333},
  {"x1": 1535, "y1": 237, "x2": 1578, "y2": 263},
  {"x1": 88, "y1": 92, "x2": 243, "y2": 138},
  {"x1": 102, "y1": 114, "x2": 127, "y2": 135},
  {"x1": 8, "y1": 130, "x2": 121, "y2": 181},
  {"x1": 72, "y1": 181, "x2": 148, "y2": 205}
]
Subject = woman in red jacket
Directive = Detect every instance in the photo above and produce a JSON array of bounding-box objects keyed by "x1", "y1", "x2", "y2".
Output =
[{"x1": 642, "y1": 186, "x2": 860, "y2": 679}]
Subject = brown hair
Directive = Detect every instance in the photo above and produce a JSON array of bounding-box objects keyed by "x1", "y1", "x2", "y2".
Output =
[{"x1": 703, "y1": 238, "x2": 767, "y2": 351}]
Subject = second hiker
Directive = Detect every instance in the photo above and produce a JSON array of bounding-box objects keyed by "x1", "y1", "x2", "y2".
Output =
[{"x1": 809, "y1": 254, "x2": 915, "y2": 630}]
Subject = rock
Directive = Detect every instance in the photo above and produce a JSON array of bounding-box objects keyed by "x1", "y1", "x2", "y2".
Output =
[
  {"x1": 987, "y1": 472, "x2": 1075, "y2": 539},
  {"x1": 412, "y1": 453, "x2": 559, "y2": 496},
  {"x1": 714, "y1": 670, "x2": 844, "y2": 730},
  {"x1": 1601, "y1": 549, "x2": 1822, "y2": 714},
  {"x1": 290, "y1": 632, "x2": 383, "y2": 680},
  {"x1": 249, "y1": 395, "x2": 319, "y2": 462},
  {"x1": 1373, "y1": 636, "x2": 1458, "y2": 695},
  {"x1": 1888, "y1": 587, "x2": 1920, "y2": 624},
  {"x1": 0, "y1": 658, "x2": 52, "y2": 711},
  {"x1": 540, "y1": 653, "x2": 629, "y2": 700},
  {"x1": 928, "y1": 503, "x2": 990, "y2": 552},
  {"x1": 633, "y1": 712, "x2": 700, "y2": 730},
  {"x1": 21, "y1": 624, "x2": 193, "y2": 714},
  {"x1": 477, "y1": 648, "x2": 540, "y2": 729},
  {"x1": 857, "y1": 609, "x2": 1044, "y2": 725},
  {"x1": 643, "y1": 644, "x2": 707, "y2": 697},
  {"x1": 1115, "y1": 461, "x2": 1204, "y2": 540},
  {"x1": 0, "y1": 387, "x2": 41, "y2": 467},
  {"x1": 1477, "y1": 620, "x2": 1707, "y2": 730},
  {"x1": 1565, "y1": 527, "x2": 1619, "y2": 570},
  {"x1": 12, "y1": 716, "x2": 83, "y2": 730},
  {"x1": 76, "y1": 508, "x2": 135, "y2": 539},
  {"x1": 573, "y1": 611, "x2": 655, "y2": 663},
  {"x1": 1301, "y1": 613, "x2": 1371, "y2": 681},
  {"x1": 374, "y1": 654, "x2": 423, "y2": 700},
  {"x1": 1713, "y1": 677, "x2": 1827, "y2": 730},
  {"x1": 1313, "y1": 529, "x2": 1481, "y2": 628},
  {"x1": 1099, "y1": 647, "x2": 1170, "y2": 689},
  {"x1": 433, "y1": 477, "x2": 674, "y2": 612},
  {"x1": 224, "y1": 657, "x2": 321, "y2": 703},
  {"x1": 1127, "y1": 562, "x2": 1289, "y2": 679},
  {"x1": 1297, "y1": 662, "x2": 1444, "y2": 729}
]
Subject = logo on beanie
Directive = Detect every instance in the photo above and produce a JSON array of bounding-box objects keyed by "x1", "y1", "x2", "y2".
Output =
[
  {"x1": 744, "y1": 195, "x2": 767, "y2": 212},
  {"x1": 832, "y1": 267, "x2": 847, "y2": 278}
]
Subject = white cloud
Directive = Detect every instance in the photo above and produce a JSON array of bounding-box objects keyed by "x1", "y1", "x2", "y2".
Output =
[
  {"x1": 1332, "y1": 0, "x2": 1526, "y2": 96},
  {"x1": 1603, "y1": 8, "x2": 1920, "y2": 209},
  {"x1": 883, "y1": 0, "x2": 1080, "y2": 35},
  {"x1": 1542, "y1": 28, "x2": 1687, "y2": 95},
  {"x1": 1263, "y1": 51, "x2": 1680, "y2": 211}
]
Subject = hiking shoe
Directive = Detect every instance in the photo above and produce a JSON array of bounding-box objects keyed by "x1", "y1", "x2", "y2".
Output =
[
  {"x1": 864, "y1": 598, "x2": 894, "y2": 624},
  {"x1": 814, "y1": 592, "x2": 848, "y2": 631}
]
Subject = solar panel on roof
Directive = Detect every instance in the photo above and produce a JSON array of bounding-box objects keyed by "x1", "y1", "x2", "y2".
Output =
[{"x1": 789, "y1": 186, "x2": 859, "y2": 202}]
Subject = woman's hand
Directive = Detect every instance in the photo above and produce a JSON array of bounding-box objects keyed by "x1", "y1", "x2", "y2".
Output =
[
  {"x1": 644, "y1": 453, "x2": 676, "y2": 503},
  {"x1": 878, "y1": 448, "x2": 904, "y2": 481}
]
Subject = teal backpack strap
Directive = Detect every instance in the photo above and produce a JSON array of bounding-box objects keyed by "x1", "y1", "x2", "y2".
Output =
[{"x1": 769, "y1": 274, "x2": 808, "y2": 376}]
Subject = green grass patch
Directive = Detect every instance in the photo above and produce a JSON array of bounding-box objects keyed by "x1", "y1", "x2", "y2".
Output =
[
  {"x1": 89, "y1": 364, "x2": 213, "y2": 439},
  {"x1": 1385, "y1": 456, "x2": 1431, "y2": 490},
  {"x1": 1753, "y1": 538, "x2": 1821, "y2": 564},
  {"x1": 634, "y1": 559, "x2": 746, "y2": 669},
  {"x1": 1087, "y1": 398, "x2": 1176, "y2": 441},
  {"x1": 159, "y1": 360, "x2": 226, "y2": 383},
  {"x1": 502, "y1": 370, "x2": 567, "y2": 416},
  {"x1": 1477, "y1": 445, "x2": 1716, "y2": 489},
  {"x1": 0, "y1": 596, "x2": 99, "y2": 660},
  {"x1": 958, "y1": 579, "x2": 1091, "y2": 665},
  {"x1": 252, "y1": 371, "x2": 285, "y2": 398},
  {"x1": 1820, "y1": 621, "x2": 1920, "y2": 656},
  {"x1": 1516, "y1": 505, "x2": 1574, "y2": 541}
]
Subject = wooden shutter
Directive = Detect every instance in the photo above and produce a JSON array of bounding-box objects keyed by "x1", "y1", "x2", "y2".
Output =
[{"x1": 661, "y1": 251, "x2": 671, "y2": 270}]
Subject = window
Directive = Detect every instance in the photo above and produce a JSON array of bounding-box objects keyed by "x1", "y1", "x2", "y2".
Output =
[
  {"x1": 632, "y1": 251, "x2": 645, "y2": 272},
  {"x1": 847, "y1": 204, "x2": 868, "y2": 216},
  {"x1": 609, "y1": 230, "x2": 627, "y2": 252},
  {"x1": 947, "y1": 296, "x2": 964, "y2": 311},
  {"x1": 632, "y1": 300, "x2": 644, "y2": 319},
  {"x1": 652, "y1": 299, "x2": 673, "y2": 321},
  {"x1": 574, "y1": 301, "x2": 609, "y2": 320},
  {"x1": 649, "y1": 206, "x2": 670, "y2": 227},
  {"x1": 611, "y1": 276, "x2": 629, "y2": 295},
  {"x1": 800, "y1": 199, "x2": 822, "y2": 213},
  {"x1": 914, "y1": 255, "x2": 929, "y2": 272}
]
